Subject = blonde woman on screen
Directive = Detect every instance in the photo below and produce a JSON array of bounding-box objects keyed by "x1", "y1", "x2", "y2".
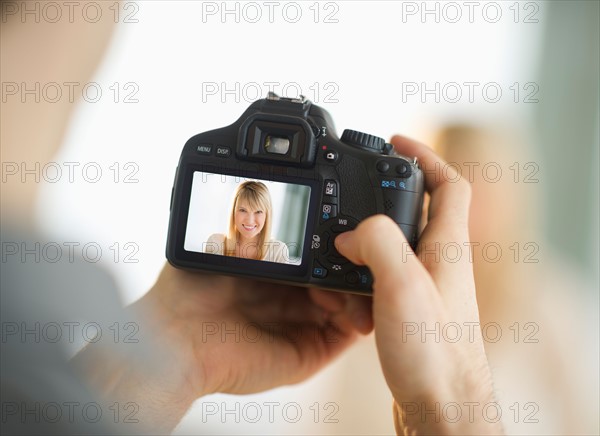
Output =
[{"x1": 204, "y1": 181, "x2": 290, "y2": 263}]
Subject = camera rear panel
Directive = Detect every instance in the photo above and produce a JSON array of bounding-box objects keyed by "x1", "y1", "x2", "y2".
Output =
[{"x1": 167, "y1": 97, "x2": 423, "y2": 295}]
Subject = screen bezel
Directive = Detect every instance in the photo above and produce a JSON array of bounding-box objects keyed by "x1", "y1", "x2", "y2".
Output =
[{"x1": 171, "y1": 163, "x2": 319, "y2": 278}]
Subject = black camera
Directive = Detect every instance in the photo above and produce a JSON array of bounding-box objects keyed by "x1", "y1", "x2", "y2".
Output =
[{"x1": 166, "y1": 94, "x2": 424, "y2": 294}]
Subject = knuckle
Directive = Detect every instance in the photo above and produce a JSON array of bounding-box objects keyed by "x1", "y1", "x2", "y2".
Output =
[
  {"x1": 357, "y1": 214, "x2": 396, "y2": 237},
  {"x1": 442, "y1": 173, "x2": 472, "y2": 204}
]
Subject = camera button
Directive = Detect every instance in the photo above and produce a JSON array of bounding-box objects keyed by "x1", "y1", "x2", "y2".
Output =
[
  {"x1": 376, "y1": 160, "x2": 390, "y2": 173},
  {"x1": 318, "y1": 232, "x2": 330, "y2": 255},
  {"x1": 321, "y1": 204, "x2": 337, "y2": 221},
  {"x1": 327, "y1": 254, "x2": 349, "y2": 265},
  {"x1": 330, "y1": 218, "x2": 358, "y2": 233},
  {"x1": 196, "y1": 144, "x2": 213, "y2": 155},
  {"x1": 380, "y1": 178, "x2": 410, "y2": 191},
  {"x1": 312, "y1": 263, "x2": 328, "y2": 279},
  {"x1": 324, "y1": 180, "x2": 337, "y2": 197},
  {"x1": 345, "y1": 271, "x2": 361, "y2": 285},
  {"x1": 324, "y1": 234, "x2": 340, "y2": 257},
  {"x1": 396, "y1": 160, "x2": 412, "y2": 178},
  {"x1": 330, "y1": 263, "x2": 344, "y2": 273},
  {"x1": 346, "y1": 270, "x2": 371, "y2": 287},
  {"x1": 324, "y1": 150, "x2": 338, "y2": 162},
  {"x1": 215, "y1": 145, "x2": 231, "y2": 158}
]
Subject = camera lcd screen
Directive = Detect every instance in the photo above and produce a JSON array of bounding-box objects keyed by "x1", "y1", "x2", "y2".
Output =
[{"x1": 184, "y1": 171, "x2": 311, "y2": 265}]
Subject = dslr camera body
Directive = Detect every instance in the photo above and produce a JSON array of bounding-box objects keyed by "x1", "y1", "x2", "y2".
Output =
[{"x1": 167, "y1": 93, "x2": 424, "y2": 294}]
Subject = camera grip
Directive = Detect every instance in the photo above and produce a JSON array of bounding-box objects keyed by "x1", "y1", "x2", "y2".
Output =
[{"x1": 381, "y1": 188, "x2": 422, "y2": 248}]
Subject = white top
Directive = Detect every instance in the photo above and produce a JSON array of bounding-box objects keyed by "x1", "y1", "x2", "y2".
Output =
[{"x1": 204, "y1": 233, "x2": 291, "y2": 264}]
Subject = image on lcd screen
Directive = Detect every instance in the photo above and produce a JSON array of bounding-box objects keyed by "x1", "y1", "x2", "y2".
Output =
[{"x1": 184, "y1": 172, "x2": 311, "y2": 265}]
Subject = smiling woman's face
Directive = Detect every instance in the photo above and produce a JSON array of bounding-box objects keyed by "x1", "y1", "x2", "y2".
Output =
[{"x1": 234, "y1": 200, "x2": 266, "y2": 241}]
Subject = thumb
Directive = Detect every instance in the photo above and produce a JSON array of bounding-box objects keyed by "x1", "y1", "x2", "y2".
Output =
[{"x1": 334, "y1": 215, "x2": 434, "y2": 306}]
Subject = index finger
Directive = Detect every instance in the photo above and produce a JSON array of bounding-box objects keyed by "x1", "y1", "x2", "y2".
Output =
[
  {"x1": 390, "y1": 135, "x2": 473, "y2": 291},
  {"x1": 391, "y1": 135, "x2": 471, "y2": 224}
]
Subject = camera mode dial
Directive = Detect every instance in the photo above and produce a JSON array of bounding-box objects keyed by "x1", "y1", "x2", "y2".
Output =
[{"x1": 341, "y1": 129, "x2": 387, "y2": 153}]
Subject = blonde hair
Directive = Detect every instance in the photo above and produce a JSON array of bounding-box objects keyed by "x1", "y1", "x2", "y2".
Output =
[{"x1": 225, "y1": 181, "x2": 273, "y2": 259}]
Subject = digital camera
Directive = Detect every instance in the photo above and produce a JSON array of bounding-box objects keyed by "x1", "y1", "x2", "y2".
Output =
[{"x1": 166, "y1": 93, "x2": 424, "y2": 294}]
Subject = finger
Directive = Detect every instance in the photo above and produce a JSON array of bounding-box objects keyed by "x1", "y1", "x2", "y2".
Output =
[
  {"x1": 309, "y1": 289, "x2": 374, "y2": 335},
  {"x1": 237, "y1": 282, "x2": 325, "y2": 326},
  {"x1": 308, "y1": 288, "x2": 346, "y2": 312},
  {"x1": 390, "y1": 135, "x2": 471, "y2": 230},
  {"x1": 334, "y1": 215, "x2": 437, "y2": 310},
  {"x1": 344, "y1": 294, "x2": 374, "y2": 334},
  {"x1": 390, "y1": 135, "x2": 473, "y2": 287}
]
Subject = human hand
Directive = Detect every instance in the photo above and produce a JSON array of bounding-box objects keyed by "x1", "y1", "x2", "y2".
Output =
[
  {"x1": 74, "y1": 265, "x2": 372, "y2": 433},
  {"x1": 143, "y1": 265, "x2": 373, "y2": 396},
  {"x1": 316, "y1": 135, "x2": 502, "y2": 435}
]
